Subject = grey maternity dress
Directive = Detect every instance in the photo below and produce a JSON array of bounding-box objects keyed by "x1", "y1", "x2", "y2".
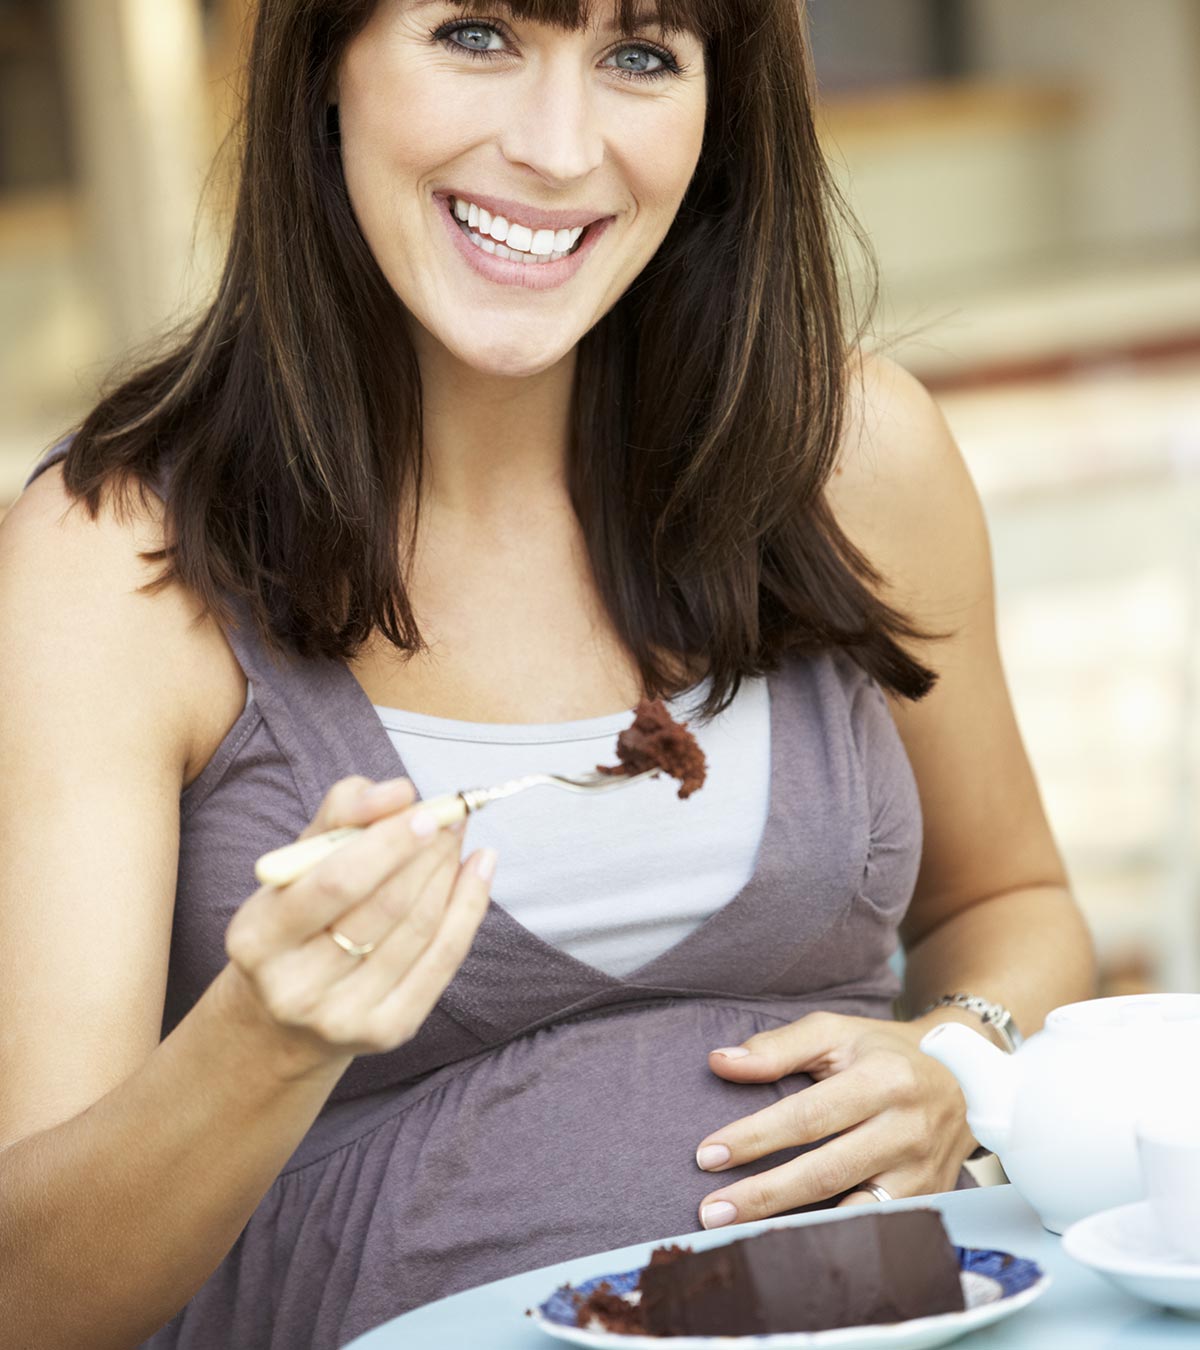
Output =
[{"x1": 25, "y1": 443, "x2": 935, "y2": 1349}]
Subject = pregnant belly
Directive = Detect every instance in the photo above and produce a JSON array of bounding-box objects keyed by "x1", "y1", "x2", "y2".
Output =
[{"x1": 329, "y1": 999, "x2": 836, "y2": 1312}]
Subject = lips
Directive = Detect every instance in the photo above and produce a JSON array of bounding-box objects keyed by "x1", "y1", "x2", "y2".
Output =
[
  {"x1": 437, "y1": 189, "x2": 611, "y2": 235},
  {"x1": 435, "y1": 191, "x2": 613, "y2": 290}
]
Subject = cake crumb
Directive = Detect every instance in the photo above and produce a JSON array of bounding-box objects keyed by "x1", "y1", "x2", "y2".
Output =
[
  {"x1": 572, "y1": 1281, "x2": 646, "y2": 1334},
  {"x1": 597, "y1": 699, "x2": 707, "y2": 799}
]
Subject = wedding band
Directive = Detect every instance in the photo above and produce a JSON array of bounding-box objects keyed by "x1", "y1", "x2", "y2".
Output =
[
  {"x1": 328, "y1": 928, "x2": 377, "y2": 959},
  {"x1": 855, "y1": 1181, "x2": 894, "y2": 1204}
]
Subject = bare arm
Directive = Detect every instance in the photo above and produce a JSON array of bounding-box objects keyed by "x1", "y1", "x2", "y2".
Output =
[
  {"x1": 827, "y1": 354, "x2": 1096, "y2": 1039},
  {"x1": 0, "y1": 467, "x2": 491, "y2": 1347},
  {"x1": 0, "y1": 968, "x2": 351, "y2": 1348}
]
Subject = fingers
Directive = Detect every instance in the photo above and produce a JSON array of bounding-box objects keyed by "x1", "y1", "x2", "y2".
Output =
[
  {"x1": 234, "y1": 842, "x2": 497, "y2": 1059},
  {"x1": 321, "y1": 821, "x2": 464, "y2": 952},
  {"x1": 297, "y1": 775, "x2": 416, "y2": 840},
  {"x1": 706, "y1": 1011, "x2": 861, "y2": 1084},
  {"x1": 696, "y1": 1066, "x2": 971, "y2": 1227},
  {"x1": 317, "y1": 850, "x2": 496, "y2": 1053},
  {"x1": 223, "y1": 770, "x2": 500, "y2": 1068},
  {"x1": 697, "y1": 1119, "x2": 895, "y2": 1229},
  {"x1": 233, "y1": 798, "x2": 448, "y2": 957},
  {"x1": 694, "y1": 1073, "x2": 882, "y2": 1173},
  {"x1": 256, "y1": 827, "x2": 465, "y2": 1012},
  {"x1": 838, "y1": 1183, "x2": 896, "y2": 1208},
  {"x1": 327, "y1": 829, "x2": 466, "y2": 988}
]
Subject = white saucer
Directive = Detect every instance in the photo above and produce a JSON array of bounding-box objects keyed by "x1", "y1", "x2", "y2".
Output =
[{"x1": 1062, "y1": 1200, "x2": 1200, "y2": 1317}]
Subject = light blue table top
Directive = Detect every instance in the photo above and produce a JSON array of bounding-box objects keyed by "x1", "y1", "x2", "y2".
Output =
[{"x1": 344, "y1": 1184, "x2": 1196, "y2": 1348}]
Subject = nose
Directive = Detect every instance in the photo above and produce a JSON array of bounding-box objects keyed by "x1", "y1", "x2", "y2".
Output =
[{"x1": 497, "y1": 59, "x2": 605, "y2": 185}]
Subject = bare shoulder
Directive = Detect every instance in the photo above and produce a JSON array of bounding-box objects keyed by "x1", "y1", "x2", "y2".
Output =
[
  {"x1": 1, "y1": 462, "x2": 192, "y2": 727},
  {"x1": 5, "y1": 458, "x2": 181, "y2": 631},
  {"x1": 825, "y1": 351, "x2": 990, "y2": 633},
  {"x1": 0, "y1": 461, "x2": 245, "y2": 783}
]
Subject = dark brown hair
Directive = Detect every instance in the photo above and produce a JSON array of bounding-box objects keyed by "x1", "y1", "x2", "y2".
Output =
[{"x1": 61, "y1": 0, "x2": 935, "y2": 718}]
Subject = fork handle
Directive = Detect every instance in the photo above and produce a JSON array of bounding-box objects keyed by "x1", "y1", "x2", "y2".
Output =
[{"x1": 253, "y1": 792, "x2": 469, "y2": 888}]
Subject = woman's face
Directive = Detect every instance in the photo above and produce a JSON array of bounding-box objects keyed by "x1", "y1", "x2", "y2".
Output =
[{"x1": 336, "y1": 1, "x2": 707, "y2": 379}]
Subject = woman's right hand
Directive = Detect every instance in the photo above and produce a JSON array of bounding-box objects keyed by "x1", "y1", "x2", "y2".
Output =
[{"x1": 223, "y1": 775, "x2": 495, "y2": 1075}]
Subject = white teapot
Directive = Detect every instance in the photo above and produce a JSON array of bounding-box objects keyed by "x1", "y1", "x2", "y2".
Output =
[{"x1": 920, "y1": 993, "x2": 1200, "y2": 1233}]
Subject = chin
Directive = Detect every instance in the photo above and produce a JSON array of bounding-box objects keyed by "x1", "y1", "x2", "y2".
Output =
[{"x1": 442, "y1": 327, "x2": 578, "y2": 380}]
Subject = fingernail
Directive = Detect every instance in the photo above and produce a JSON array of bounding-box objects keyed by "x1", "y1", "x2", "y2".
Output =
[
  {"x1": 473, "y1": 848, "x2": 497, "y2": 881},
  {"x1": 712, "y1": 1046, "x2": 750, "y2": 1059},
  {"x1": 696, "y1": 1144, "x2": 731, "y2": 1170},
  {"x1": 409, "y1": 808, "x2": 439, "y2": 837},
  {"x1": 700, "y1": 1201, "x2": 737, "y2": 1229}
]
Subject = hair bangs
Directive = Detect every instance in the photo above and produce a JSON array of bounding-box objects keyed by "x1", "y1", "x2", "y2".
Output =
[{"x1": 486, "y1": 0, "x2": 724, "y2": 40}]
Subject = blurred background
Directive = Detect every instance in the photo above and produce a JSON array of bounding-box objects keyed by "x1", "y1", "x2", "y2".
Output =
[{"x1": 1, "y1": 0, "x2": 1198, "y2": 995}]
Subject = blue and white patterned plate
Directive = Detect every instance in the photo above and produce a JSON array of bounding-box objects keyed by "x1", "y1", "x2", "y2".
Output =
[{"x1": 530, "y1": 1245, "x2": 1049, "y2": 1349}]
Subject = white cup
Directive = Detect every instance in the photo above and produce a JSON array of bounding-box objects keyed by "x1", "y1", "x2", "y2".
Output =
[{"x1": 1137, "y1": 1100, "x2": 1200, "y2": 1264}]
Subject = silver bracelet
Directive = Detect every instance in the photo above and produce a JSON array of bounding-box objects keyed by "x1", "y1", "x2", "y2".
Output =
[{"x1": 917, "y1": 993, "x2": 1023, "y2": 1053}]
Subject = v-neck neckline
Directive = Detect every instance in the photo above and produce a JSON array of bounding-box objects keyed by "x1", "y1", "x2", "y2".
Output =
[{"x1": 334, "y1": 657, "x2": 786, "y2": 992}]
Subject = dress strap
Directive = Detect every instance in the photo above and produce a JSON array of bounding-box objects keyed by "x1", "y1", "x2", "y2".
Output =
[
  {"x1": 216, "y1": 600, "x2": 406, "y2": 820},
  {"x1": 21, "y1": 437, "x2": 71, "y2": 492}
]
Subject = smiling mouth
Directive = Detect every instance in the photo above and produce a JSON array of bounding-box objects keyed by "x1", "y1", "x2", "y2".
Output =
[{"x1": 446, "y1": 196, "x2": 593, "y2": 265}]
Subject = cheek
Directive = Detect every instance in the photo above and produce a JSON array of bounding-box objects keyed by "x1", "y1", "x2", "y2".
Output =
[
  {"x1": 337, "y1": 49, "x2": 476, "y2": 218},
  {"x1": 627, "y1": 101, "x2": 707, "y2": 208},
  {"x1": 341, "y1": 83, "x2": 444, "y2": 192}
]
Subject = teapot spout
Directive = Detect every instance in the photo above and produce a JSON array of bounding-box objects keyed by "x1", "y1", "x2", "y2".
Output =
[{"x1": 920, "y1": 1022, "x2": 1016, "y2": 1156}]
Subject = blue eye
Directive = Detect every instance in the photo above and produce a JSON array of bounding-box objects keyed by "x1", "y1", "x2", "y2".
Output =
[
  {"x1": 430, "y1": 20, "x2": 683, "y2": 83},
  {"x1": 607, "y1": 47, "x2": 665, "y2": 77},
  {"x1": 444, "y1": 24, "x2": 502, "y2": 54}
]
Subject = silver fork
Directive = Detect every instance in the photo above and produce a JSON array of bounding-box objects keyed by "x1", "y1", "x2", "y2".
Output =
[
  {"x1": 254, "y1": 768, "x2": 658, "y2": 888},
  {"x1": 456, "y1": 767, "x2": 658, "y2": 812}
]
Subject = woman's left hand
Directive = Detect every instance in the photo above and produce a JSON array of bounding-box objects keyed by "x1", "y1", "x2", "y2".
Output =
[{"x1": 694, "y1": 1012, "x2": 977, "y2": 1229}]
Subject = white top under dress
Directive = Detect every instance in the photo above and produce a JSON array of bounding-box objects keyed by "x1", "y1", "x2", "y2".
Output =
[{"x1": 248, "y1": 675, "x2": 772, "y2": 977}]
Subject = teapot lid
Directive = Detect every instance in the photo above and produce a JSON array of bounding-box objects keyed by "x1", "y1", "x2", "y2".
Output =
[{"x1": 1047, "y1": 993, "x2": 1200, "y2": 1033}]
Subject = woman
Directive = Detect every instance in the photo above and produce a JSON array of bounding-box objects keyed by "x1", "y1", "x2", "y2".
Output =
[{"x1": 0, "y1": 1, "x2": 1095, "y2": 1346}]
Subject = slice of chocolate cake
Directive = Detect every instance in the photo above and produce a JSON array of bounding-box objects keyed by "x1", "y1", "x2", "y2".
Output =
[
  {"x1": 596, "y1": 698, "x2": 707, "y2": 799},
  {"x1": 636, "y1": 1210, "x2": 965, "y2": 1336},
  {"x1": 571, "y1": 1209, "x2": 965, "y2": 1336}
]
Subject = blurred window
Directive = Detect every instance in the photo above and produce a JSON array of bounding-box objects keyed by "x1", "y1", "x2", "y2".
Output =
[{"x1": 809, "y1": 0, "x2": 969, "y2": 92}]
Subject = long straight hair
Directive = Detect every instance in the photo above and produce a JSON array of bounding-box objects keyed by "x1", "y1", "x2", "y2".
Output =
[{"x1": 62, "y1": 0, "x2": 935, "y2": 718}]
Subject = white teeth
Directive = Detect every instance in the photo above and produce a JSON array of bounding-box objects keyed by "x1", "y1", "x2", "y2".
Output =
[
  {"x1": 464, "y1": 227, "x2": 571, "y2": 265},
  {"x1": 450, "y1": 197, "x2": 590, "y2": 258},
  {"x1": 506, "y1": 223, "x2": 533, "y2": 253},
  {"x1": 449, "y1": 196, "x2": 591, "y2": 265}
]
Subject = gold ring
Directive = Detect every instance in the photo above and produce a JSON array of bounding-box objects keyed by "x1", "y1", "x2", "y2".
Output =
[
  {"x1": 855, "y1": 1181, "x2": 894, "y2": 1204},
  {"x1": 328, "y1": 928, "x2": 377, "y2": 959}
]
